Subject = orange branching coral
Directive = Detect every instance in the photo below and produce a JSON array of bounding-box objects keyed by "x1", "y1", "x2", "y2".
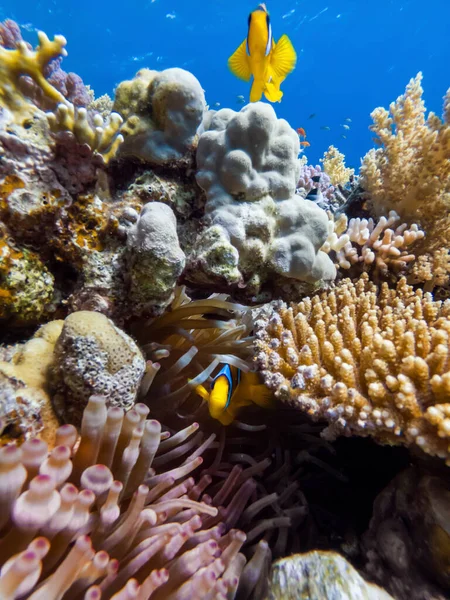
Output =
[
  {"x1": 0, "y1": 30, "x2": 67, "y2": 118},
  {"x1": 254, "y1": 274, "x2": 450, "y2": 464},
  {"x1": 322, "y1": 210, "x2": 425, "y2": 280},
  {"x1": 0, "y1": 394, "x2": 271, "y2": 598},
  {"x1": 359, "y1": 73, "x2": 450, "y2": 249}
]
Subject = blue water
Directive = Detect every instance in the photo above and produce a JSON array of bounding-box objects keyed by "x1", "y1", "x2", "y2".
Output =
[{"x1": 3, "y1": 0, "x2": 449, "y2": 168}]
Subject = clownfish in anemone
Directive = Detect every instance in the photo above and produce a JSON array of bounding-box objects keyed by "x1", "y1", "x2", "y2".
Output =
[
  {"x1": 228, "y1": 3, "x2": 297, "y2": 103},
  {"x1": 194, "y1": 364, "x2": 274, "y2": 426}
]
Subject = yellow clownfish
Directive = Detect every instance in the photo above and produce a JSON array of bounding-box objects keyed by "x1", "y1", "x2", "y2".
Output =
[
  {"x1": 228, "y1": 3, "x2": 297, "y2": 103},
  {"x1": 194, "y1": 364, "x2": 274, "y2": 426}
]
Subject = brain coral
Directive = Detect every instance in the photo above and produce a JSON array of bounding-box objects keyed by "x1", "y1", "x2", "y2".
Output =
[
  {"x1": 255, "y1": 273, "x2": 450, "y2": 464},
  {"x1": 50, "y1": 311, "x2": 145, "y2": 425},
  {"x1": 190, "y1": 103, "x2": 335, "y2": 292},
  {"x1": 113, "y1": 67, "x2": 206, "y2": 165}
]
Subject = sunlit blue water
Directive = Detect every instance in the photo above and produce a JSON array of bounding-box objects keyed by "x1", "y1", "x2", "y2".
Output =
[{"x1": 3, "y1": 0, "x2": 449, "y2": 168}]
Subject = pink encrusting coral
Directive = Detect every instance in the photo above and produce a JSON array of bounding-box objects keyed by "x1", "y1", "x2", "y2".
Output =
[{"x1": 0, "y1": 395, "x2": 271, "y2": 599}]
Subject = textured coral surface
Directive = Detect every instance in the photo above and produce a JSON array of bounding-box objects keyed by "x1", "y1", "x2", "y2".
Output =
[{"x1": 255, "y1": 274, "x2": 450, "y2": 463}]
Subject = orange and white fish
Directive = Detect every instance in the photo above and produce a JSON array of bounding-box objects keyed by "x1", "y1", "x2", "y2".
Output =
[
  {"x1": 228, "y1": 3, "x2": 297, "y2": 103},
  {"x1": 194, "y1": 364, "x2": 274, "y2": 426}
]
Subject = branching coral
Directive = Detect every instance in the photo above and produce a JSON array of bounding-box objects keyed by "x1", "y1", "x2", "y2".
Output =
[
  {"x1": 408, "y1": 249, "x2": 450, "y2": 297},
  {"x1": 0, "y1": 29, "x2": 68, "y2": 119},
  {"x1": 255, "y1": 274, "x2": 450, "y2": 464},
  {"x1": 320, "y1": 145, "x2": 354, "y2": 188},
  {"x1": 322, "y1": 210, "x2": 425, "y2": 280},
  {"x1": 0, "y1": 394, "x2": 270, "y2": 599},
  {"x1": 360, "y1": 73, "x2": 450, "y2": 250},
  {"x1": 47, "y1": 103, "x2": 124, "y2": 164}
]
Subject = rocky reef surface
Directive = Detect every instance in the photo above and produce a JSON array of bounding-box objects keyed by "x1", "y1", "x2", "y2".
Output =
[{"x1": 0, "y1": 20, "x2": 449, "y2": 600}]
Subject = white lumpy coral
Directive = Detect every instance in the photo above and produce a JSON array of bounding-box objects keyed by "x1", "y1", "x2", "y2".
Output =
[{"x1": 191, "y1": 103, "x2": 336, "y2": 289}]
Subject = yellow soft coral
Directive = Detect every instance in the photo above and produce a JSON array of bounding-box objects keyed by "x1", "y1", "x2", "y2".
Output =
[
  {"x1": 255, "y1": 274, "x2": 450, "y2": 464},
  {"x1": 0, "y1": 31, "x2": 67, "y2": 119},
  {"x1": 320, "y1": 145, "x2": 354, "y2": 187},
  {"x1": 360, "y1": 73, "x2": 450, "y2": 250}
]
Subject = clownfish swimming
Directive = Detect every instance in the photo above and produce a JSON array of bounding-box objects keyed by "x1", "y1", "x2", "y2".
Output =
[
  {"x1": 228, "y1": 3, "x2": 297, "y2": 103},
  {"x1": 194, "y1": 364, "x2": 274, "y2": 426}
]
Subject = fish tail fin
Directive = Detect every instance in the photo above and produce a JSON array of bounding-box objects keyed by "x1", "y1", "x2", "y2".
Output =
[
  {"x1": 228, "y1": 40, "x2": 252, "y2": 82},
  {"x1": 264, "y1": 80, "x2": 283, "y2": 103},
  {"x1": 250, "y1": 78, "x2": 265, "y2": 102},
  {"x1": 270, "y1": 34, "x2": 297, "y2": 79}
]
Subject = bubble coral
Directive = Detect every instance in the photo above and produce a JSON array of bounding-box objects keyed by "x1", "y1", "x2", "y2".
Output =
[
  {"x1": 255, "y1": 273, "x2": 450, "y2": 464},
  {"x1": 0, "y1": 394, "x2": 270, "y2": 599}
]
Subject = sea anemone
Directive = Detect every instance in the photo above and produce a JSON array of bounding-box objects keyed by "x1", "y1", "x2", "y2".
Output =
[
  {"x1": 135, "y1": 287, "x2": 255, "y2": 423},
  {"x1": 0, "y1": 394, "x2": 271, "y2": 599}
]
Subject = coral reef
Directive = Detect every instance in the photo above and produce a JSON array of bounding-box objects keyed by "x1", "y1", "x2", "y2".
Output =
[
  {"x1": 255, "y1": 274, "x2": 450, "y2": 464},
  {"x1": 408, "y1": 249, "x2": 450, "y2": 298},
  {"x1": 125, "y1": 202, "x2": 186, "y2": 316},
  {"x1": 362, "y1": 466, "x2": 450, "y2": 600},
  {"x1": 320, "y1": 145, "x2": 355, "y2": 188},
  {"x1": 50, "y1": 311, "x2": 146, "y2": 426},
  {"x1": 0, "y1": 320, "x2": 63, "y2": 444},
  {"x1": 113, "y1": 67, "x2": 205, "y2": 165},
  {"x1": 190, "y1": 102, "x2": 335, "y2": 293},
  {"x1": 268, "y1": 551, "x2": 394, "y2": 599},
  {"x1": 360, "y1": 73, "x2": 450, "y2": 251},
  {"x1": 0, "y1": 395, "x2": 269, "y2": 599},
  {"x1": 322, "y1": 210, "x2": 425, "y2": 281},
  {"x1": 296, "y1": 160, "x2": 337, "y2": 211}
]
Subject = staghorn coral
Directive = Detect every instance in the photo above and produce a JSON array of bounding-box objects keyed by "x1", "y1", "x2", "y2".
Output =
[
  {"x1": 190, "y1": 103, "x2": 335, "y2": 293},
  {"x1": 360, "y1": 73, "x2": 450, "y2": 250},
  {"x1": 255, "y1": 273, "x2": 450, "y2": 464},
  {"x1": 50, "y1": 311, "x2": 146, "y2": 426},
  {"x1": 320, "y1": 145, "x2": 355, "y2": 188},
  {"x1": 322, "y1": 210, "x2": 425, "y2": 280},
  {"x1": 113, "y1": 67, "x2": 205, "y2": 165},
  {"x1": 0, "y1": 394, "x2": 271, "y2": 599}
]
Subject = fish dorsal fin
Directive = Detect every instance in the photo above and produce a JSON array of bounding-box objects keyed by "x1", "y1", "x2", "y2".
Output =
[
  {"x1": 228, "y1": 40, "x2": 252, "y2": 82},
  {"x1": 270, "y1": 34, "x2": 297, "y2": 79}
]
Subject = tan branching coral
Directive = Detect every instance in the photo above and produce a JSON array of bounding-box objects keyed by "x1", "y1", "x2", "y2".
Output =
[
  {"x1": 0, "y1": 31, "x2": 67, "y2": 119},
  {"x1": 0, "y1": 394, "x2": 269, "y2": 598},
  {"x1": 360, "y1": 73, "x2": 450, "y2": 249},
  {"x1": 320, "y1": 145, "x2": 354, "y2": 187},
  {"x1": 47, "y1": 103, "x2": 124, "y2": 163},
  {"x1": 322, "y1": 210, "x2": 425, "y2": 279},
  {"x1": 255, "y1": 274, "x2": 450, "y2": 464},
  {"x1": 408, "y1": 249, "x2": 450, "y2": 296}
]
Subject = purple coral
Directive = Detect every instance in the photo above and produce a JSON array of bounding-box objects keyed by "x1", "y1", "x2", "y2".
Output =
[
  {"x1": 297, "y1": 163, "x2": 336, "y2": 210},
  {"x1": 0, "y1": 18, "x2": 29, "y2": 49}
]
